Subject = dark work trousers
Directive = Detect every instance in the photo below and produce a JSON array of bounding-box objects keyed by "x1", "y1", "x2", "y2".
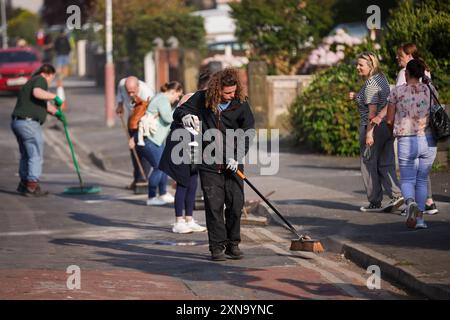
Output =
[
  {"x1": 359, "y1": 122, "x2": 402, "y2": 204},
  {"x1": 199, "y1": 170, "x2": 244, "y2": 252},
  {"x1": 129, "y1": 129, "x2": 150, "y2": 183}
]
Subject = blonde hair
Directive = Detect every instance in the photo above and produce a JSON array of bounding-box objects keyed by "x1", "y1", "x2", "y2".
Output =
[{"x1": 357, "y1": 51, "x2": 382, "y2": 77}]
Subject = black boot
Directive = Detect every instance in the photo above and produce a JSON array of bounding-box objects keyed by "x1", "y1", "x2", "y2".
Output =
[
  {"x1": 16, "y1": 180, "x2": 27, "y2": 194},
  {"x1": 211, "y1": 247, "x2": 226, "y2": 261},
  {"x1": 225, "y1": 244, "x2": 243, "y2": 260}
]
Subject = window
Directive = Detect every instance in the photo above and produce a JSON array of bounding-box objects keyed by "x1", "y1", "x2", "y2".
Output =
[{"x1": 0, "y1": 51, "x2": 38, "y2": 64}]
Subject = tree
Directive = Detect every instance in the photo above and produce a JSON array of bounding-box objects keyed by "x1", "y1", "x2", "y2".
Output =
[
  {"x1": 7, "y1": 10, "x2": 41, "y2": 45},
  {"x1": 41, "y1": 0, "x2": 95, "y2": 26},
  {"x1": 92, "y1": 0, "x2": 191, "y2": 58},
  {"x1": 332, "y1": 0, "x2": 397, "y2": 25},
  {"x1": 381, "y1": 0, "x2": 450, "y2": 102},
  {"x1": 127, "y1": 12, "x2": 206, "y2": 78},
  {"x1": 87, "y1": 0, "x2": 204, "y2": 78},
  {"x1": 230, "y1": 0, "x2": 335, "y2": 75}
]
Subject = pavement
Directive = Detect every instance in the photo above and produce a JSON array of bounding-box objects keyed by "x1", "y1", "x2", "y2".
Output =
[{"x1": 1, "y1": 79, "x2": 448, "y2": 300}]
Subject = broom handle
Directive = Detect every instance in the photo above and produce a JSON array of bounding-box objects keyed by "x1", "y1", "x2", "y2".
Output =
[
  {"x1": 236, "y1": 170, "x2": 300, "y2": 238},
  {"x1": 119, "y1": 114, "x2": 147, "y2": 181},
  {"x1": 63, "y1": 122, "x2": 84, "y2": 188}
]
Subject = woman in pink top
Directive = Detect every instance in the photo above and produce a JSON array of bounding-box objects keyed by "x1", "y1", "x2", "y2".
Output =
[
  {"x1": 386, "y1": 59, "x2": 438, "y2": 229},
  {"x1": 395, "y1": 43, "x2": 438, "y2": 215}
]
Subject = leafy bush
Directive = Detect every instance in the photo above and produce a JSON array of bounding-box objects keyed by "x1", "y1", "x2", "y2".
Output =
[
  {"x1": 7, "y1": 10, "x2": 40, "y2": 45},
  {"x1": 290, "y1": 63, "x2": 362, "y2": 156},
  {"x1": 381, "y1": 0, "x2": 450, "y2": 103},
  {"x1": 230, "y1": 0, "x2": 335, "y2": 75}
]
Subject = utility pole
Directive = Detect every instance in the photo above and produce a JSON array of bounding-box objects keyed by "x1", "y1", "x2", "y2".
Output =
[
  {"x1": 105, "y1": 0, "x2": 115, "y2": 127},
  {"x1": 1, "y1": 0, "x2": 8, "y2": 49}
]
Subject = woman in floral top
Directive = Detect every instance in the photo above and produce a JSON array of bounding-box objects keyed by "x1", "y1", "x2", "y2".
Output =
[
  {"x1": 386, "y1": 59, "x2": 438, "y2": 229},
  {"x1": 395, "y1": 43, "x2": 439, "y2": 216}
]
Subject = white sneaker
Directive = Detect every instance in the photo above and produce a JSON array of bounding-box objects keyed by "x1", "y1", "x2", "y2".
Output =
[
  {"x1": 185, "y1": 220, "x2": 207, "y2": 232},
  {"x1": 172, "y1": 221, "x2": 193, "y2": 234},
  {"x1": 405, "y1": 202, "x2": 419, "y2": 228},
  {"x1": 415, "y1": 219, "x2": 428, "y2": 229},
  {"x1": 146, "y1": 197, "x2": 166, "y2": 206},
  {"x1": 159, "y1": 193, "x2": 175, "y2": 204}
]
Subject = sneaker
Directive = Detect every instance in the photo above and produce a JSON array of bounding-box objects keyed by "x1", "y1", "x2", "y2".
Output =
[
  {"x1": 146, "y1": 197, "x2": 166, "y2": 206},
  {"x1": 405, "y1": 202, "x2": 420, "y2": 229},
  {"x1": 424, "y1": 203, "x2": 439, "y2": 215},
  {"x1": 415, "y1": 219, "x2": 428, "y2": 229},
  {"x1": 400, "y1": 208, "x2": 407, "y2": 216},
  {"x1": 185, "y1": 220, "x2": 207, "y2": 232},
  {"x1": 172, "y1": 221, "x2": 193, "y2": 234},
  {"x1": 24, "y1": 182, "x2": 48, "y2": 197},
  {"x1": 211, "y1": 248, "x2": 226, "y2": 261},
  {"x1": 159, "y1": 193, "x2": 175, "y2": 204},
  {"x1": 382, "y1": 196, "x2": 404, "y2": 213},
  {"x1": 225, "y1": 245, "x2": 243, "y2": 260},
  {"x1": 360, "y1": 202, "x2": 382, "y2": 212}
]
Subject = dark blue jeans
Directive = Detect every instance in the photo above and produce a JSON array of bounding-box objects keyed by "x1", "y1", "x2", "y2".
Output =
[
  {"x1": 136, "y1": 137, "x2": 167, "y2": 198},
  {"x1": 175, "y1": 173, "x2": 198, "y2": 217}
]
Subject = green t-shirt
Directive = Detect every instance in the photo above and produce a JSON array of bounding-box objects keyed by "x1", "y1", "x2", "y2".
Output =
[{"x1": 12, "y1": 75, "x2": 49, "y2": 124}]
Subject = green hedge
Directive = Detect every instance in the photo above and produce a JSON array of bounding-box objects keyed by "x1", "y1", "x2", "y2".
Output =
[
  {"x1": 381, "y1": 0, "x2": 450, "y2": 103},
  {"x1": 290, "y1": 63, "x2": 362, "y2": 156}
]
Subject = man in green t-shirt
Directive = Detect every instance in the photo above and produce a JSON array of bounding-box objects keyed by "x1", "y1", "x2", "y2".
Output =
[{"x1": 11, "y1": 63, "x2": 66, "y2": 196}]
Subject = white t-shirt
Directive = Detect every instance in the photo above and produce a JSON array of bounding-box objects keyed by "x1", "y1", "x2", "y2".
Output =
[
  {"x1": 395, "y1": 68, "x2": 431, "y2": 87},
  {"x1": 116, "y1": 78, "x2": 154, "y2": 115}
]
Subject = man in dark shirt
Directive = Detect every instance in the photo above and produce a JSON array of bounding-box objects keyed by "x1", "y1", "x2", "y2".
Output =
[{"x1": 11, "y1": 63, "x2": 66, "y2": 196}]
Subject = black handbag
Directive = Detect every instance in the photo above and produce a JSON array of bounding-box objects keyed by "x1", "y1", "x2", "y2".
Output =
[{"x1": 427, "y1": 84, "x2": 450, "y2": 141}]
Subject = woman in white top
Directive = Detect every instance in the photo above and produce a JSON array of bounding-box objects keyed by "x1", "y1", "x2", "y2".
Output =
[{"x1": 395, "y1": 43, "x2": 438, "y2": 215}]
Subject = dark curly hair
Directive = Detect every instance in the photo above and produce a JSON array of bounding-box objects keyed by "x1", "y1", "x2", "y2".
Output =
[{"x1": 205, "y1": 68, "x2": 244, "y2": 113}]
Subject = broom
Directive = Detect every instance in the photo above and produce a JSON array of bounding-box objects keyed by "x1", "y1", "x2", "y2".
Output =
[
  {"x1": 62, "y1": 114, "x2": 101, "y2": 195},
  {"x1": 235, "y1": 170, "x2": 324, "y2": 253}
]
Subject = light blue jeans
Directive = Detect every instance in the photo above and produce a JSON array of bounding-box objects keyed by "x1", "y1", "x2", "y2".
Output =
[
  {"x1": 11, "y1": 119, "x2": 44, "y2": 182},
  {"x1": 397, "y1": 135, "x2": 437, "y2": 211}
]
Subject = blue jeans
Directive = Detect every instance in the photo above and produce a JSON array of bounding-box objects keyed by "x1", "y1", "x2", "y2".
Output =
[
  {"x1": 397, "y1": 135, "x2": 437, "y2": 211},
  {"x1": 11, "y1": 119, "x2": 44, "y2": 182},
  {"x1": 56, "y1": 54, "x2": 70, "y2": 67},
  {"x1": 137, "y1": 137, "x2": 167, "y2": 198}
]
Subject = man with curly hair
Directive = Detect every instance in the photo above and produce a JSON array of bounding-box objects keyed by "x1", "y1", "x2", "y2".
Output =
[{"x1": 173, "y1": 68, "x2": 255, "y2": 261}]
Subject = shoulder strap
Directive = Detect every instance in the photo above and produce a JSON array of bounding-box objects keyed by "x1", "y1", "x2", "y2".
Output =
[{"x1": 426, "y1": 83, "x2": 442, "y2": 107}]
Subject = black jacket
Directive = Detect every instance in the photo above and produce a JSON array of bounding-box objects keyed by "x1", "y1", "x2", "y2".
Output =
[
  {"x1": 159, "y1": 122, "x2": 197, "y2": 187},
  {"x1": 171, "y1": 89, "x2": 255, "y2": 173}
]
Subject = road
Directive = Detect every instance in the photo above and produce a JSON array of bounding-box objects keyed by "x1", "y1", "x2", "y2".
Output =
[{"x1": 0, "y1": 89, "x2": 417, "y2": 300}]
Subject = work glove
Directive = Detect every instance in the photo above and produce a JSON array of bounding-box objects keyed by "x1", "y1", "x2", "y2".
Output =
[
  {"x1": 182, "y1": 114, "x2": 199, "y2": 129},
  {"x1": 226, "y1": 158, "x2": 239, "y2": 172},
  {"x1": 54, "y1": 95, "x2": 63, "y2": 107},
  {"x1": 54, "y1": 109, "x2": 67, "y2": 124}
]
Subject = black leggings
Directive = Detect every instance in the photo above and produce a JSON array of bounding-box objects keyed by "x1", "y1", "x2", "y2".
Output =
[{"x1": 175, "y1": 174, "x2": 198, "y2": 217}]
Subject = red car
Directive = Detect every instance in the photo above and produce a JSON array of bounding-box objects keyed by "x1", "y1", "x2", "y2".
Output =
[{"x1": 0, "y1": 47, "x2": 42, "y2": 92}]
